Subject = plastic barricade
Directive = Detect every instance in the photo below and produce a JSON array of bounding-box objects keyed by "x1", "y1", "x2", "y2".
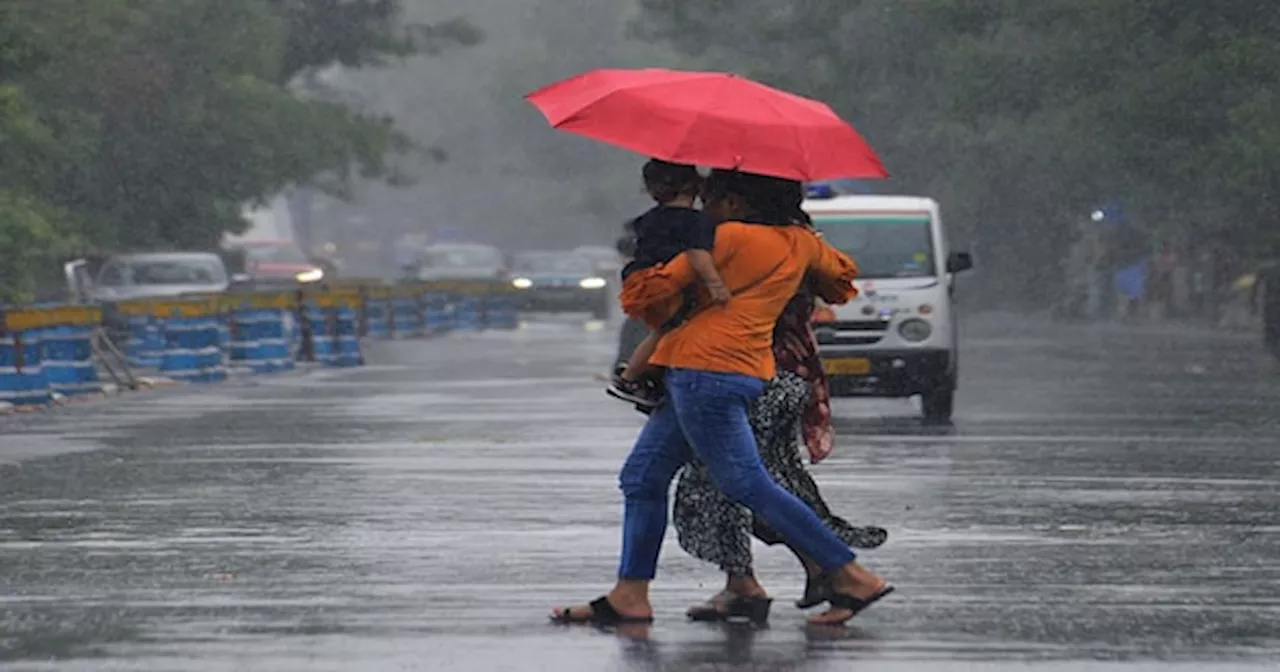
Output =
[
  {"x1": 158, "y1": 316, "x2": 225, "y2": 383},
  {"x1": 121, "y1": 298, "x2": 225, "y2": 383},
  {"x1": 0, "y1": 331, "x2": 50, "y2": 406},
  {"x1": 302, "y1": 289, "x2": 363, "y2": 367},
  {"x1": 333, "y1": 305, "x2": 363, "y2": 366},
  {"x1": 1, "y1": 304, "x2": 102, "y2": 404},
  {"x1": 391, "y1": 291, "x2": 423, "y2": 338},
  {"x1": 216, "y1": 317, "x2": 232, "y2": 367},
  {"x1": 221, "y1": 293, "x2": 295, "y2": 374},
  {"x1": 37, "y1": 324, "x2": 98, "y2": 395},
  {"x1": 229, "y1": 309, "x2": 294, "y2": 374},
  {"x1": 365, "y1": 287, "x2": 394, "y2": 340},
  {"x1": 423, "y1": 291, "x2": 453, "y2": 334},
  {"x1": 451, "y1": 295, "x2": 481, "y2": 331},
  {"x1": 484, "y1": 293, "x2": 520, "y2": 330},
  {"x1": 125, "y1": 315, "x2": 165, "y2": 369}
]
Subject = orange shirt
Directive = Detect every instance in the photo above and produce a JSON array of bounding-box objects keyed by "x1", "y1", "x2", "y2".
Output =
[{"x1": 620, "y1": 222, "x2": 858, "y2": 380}]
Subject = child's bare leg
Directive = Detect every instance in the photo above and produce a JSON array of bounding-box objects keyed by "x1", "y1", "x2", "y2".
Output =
[{"x1": 621, "y1": 331, "x2": 660, "y2": 381}]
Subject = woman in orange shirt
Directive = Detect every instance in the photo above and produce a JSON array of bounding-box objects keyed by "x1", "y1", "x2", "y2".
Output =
[{"x1": 552, "y1": 170, "x2": 893, "y2": 627}]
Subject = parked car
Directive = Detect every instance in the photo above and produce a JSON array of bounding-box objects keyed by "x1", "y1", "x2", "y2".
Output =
[
  {"x1": 85, "y1": 252, "x2": 232, "y2": 303},
  {"x1": 509, "y1": 250, "x2": 610, "y2": 318},
  {"x1": 225, "y1": 239, "x2": 326, "y2": 286},
  {"x1": 417, "y1": 243, "x2": 508, "y2": 282}
]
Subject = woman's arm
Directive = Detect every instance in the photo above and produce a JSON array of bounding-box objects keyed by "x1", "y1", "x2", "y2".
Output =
[
  {"x1": 806, "y1": 233, "x2": 860, "y2": 305},
  {"x1": 620, "y1": 225, "x2": 746, "y2": 327},
  {"x1": 619, "y1": 252, "x2": 698, "y2": 328}
]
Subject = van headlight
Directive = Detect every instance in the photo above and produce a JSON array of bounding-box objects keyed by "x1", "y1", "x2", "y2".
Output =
[
  {"x1": 512, "y1": 277, "x2": 533, "y2": 289},
  {"x1": 898, "y1": 318, "x2": 932, "y2": 342},
  {"x1": 579, "y1": 276, "x2": 607, "y2": 289}
]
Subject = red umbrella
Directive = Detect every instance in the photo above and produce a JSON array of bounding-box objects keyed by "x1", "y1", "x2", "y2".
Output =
[{"x1": 524, "y1": 68, "x2": 888, "y2": 181}]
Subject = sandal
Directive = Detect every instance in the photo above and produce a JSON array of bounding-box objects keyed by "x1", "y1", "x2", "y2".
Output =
[
  {"x1": 796, "y1": 527, "x2": 888, "y2": 609},
  {"x1": 795, "y1": 577, "x2": 829, "y2": 610},
  {"x1": 550, "y1": 596, "x2": 654, "y2": 626},
  {"x1": 686, "y1": 591, "x2": 772, "y2": 624},
  {"x1": 810, "y1": 585, "x2": 895, "y2": 625}
]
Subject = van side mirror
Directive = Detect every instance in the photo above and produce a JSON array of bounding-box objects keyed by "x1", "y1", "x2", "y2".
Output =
[{"x1": 947, "y1": 252, "x2": 974, "y2": 273}]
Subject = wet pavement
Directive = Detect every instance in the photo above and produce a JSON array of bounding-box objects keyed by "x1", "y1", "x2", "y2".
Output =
[{"x1": 2, "y1": 315, "x2": 1279, "y2": 671}]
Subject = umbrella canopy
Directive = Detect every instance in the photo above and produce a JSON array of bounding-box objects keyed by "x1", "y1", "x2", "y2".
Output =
[{"x1": 525, "y1": 68, "x2": 888, "y2": 182}]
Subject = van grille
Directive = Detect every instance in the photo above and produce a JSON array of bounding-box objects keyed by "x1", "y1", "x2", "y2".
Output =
[{"x1": 815, "y1": 319, "x2": 889, "y2": 346}]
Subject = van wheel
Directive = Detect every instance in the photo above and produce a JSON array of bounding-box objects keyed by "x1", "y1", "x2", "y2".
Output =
[{"x1": 921, "y1": 385, "x2": 955, "y2": 424}]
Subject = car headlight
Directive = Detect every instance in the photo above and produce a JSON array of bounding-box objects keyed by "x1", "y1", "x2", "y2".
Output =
[
  {"x1": 512, "y1": 277, "x2": 533, "y2": 289},
  {"x1": 296, "y1": 268, "x2": 324, "y2": 283},
  {"x1": 579, "y1": 276, "x2": 607, "y2": 289},
  {"x1": 897, "y1": 318, "x2": 932, "y2": 342}
]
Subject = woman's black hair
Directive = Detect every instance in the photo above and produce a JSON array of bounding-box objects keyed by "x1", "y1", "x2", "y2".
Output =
[
  {"x1": 642, "y1": 159, "x2": 702, "y2": 204},
  {"x1": 703, "y1": 169, "x2": 808, "y2": 226}
]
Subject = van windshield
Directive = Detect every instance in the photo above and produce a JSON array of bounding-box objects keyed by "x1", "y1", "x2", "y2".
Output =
[{"x1": 812, "y1": 213, "x2": 936, "y2": 279}]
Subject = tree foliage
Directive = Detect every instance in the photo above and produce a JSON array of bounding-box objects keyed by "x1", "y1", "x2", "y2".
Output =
[
  {"x1": 0, "y1": 0, "x2": 479, "y2": 302},
  {"x1": 635, "y1": 0, "x2": 1280, "y2": 305}
]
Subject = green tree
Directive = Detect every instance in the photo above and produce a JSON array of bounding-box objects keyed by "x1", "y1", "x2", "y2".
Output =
[
  {"x1": 0, "y1": 0, "x2": 481, "y2": 300},
  {"x1": 0, "y1": 4, "x2": 76, "y2": 303},
  {"x1": 634, "y1": 0, "x2": 1280, "y2": 305}
]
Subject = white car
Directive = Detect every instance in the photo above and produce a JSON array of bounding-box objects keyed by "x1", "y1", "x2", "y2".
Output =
[
  {"x1": 87, "y1": 252, "x2": 231, "y2": 302},
  {"x1": 417, "y1": 244, "x2": 508, "y2": 282}
]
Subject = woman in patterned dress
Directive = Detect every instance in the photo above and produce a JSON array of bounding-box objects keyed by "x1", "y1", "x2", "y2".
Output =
[{"x1": 672, "y1": 273, "x2": 887, "y2": 622}]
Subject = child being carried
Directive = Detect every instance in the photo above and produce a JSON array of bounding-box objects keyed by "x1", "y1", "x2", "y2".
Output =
[{"x1": 607, "y1": 159, "x2": 729, "y2": 409}]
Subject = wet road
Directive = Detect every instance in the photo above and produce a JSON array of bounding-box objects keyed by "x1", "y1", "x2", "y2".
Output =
[{"x1": 2, "y1": 315, "x2": 1279, "y2": 671}]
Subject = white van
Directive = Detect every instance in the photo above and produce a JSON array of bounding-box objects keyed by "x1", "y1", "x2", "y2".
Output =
[{"x1": 804, "y1": 193, "x2": 973, "y2": 422}]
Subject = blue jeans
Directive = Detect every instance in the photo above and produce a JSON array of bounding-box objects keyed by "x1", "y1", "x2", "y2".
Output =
[{"x1": 617, "y1": 368, "x2": 857, "y2": 580}]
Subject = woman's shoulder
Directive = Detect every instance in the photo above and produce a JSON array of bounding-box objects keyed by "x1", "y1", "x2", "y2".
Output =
[{"x1": 720, "y1": 221, "x2": 821, "y2": 241}]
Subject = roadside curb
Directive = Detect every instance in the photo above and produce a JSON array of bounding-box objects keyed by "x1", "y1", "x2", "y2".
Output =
[
  {"x1": 0, "y1": 377, "x2": 187, "y2": 420},
  {"x1": 136, "y1": 376, "x2": 183, "y2": 389}
]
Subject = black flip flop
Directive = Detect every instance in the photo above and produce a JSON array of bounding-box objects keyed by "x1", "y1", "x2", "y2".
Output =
[
  {"x1": 687, "y1": 595, "x2": 772, "y2": 625},
  {"x1": 795, "y1": 578, "x2": 828, "y2": 610},
  {"x1": 551, "y1": 596, "x2": 654, "y2": 626},
  {"x1": 816, "y1": 585, "x2": 895, "y2": 624}
]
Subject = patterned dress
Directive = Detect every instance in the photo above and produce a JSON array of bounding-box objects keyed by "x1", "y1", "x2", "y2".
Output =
[{"x1": 672, "y1": 291, "x2": 886, "y2": 576}]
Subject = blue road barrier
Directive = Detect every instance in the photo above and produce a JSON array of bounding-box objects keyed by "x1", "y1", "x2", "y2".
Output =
[
  {"x1": 0, "y1": 280, "x2": 530, "y2": 411},
  {"x1": 366, "y1": 296, "x2": 393, "y2": 340},
  {"x1": 216, "y1": 318, "x2": 232, "y2": 368},
  {"x1": 453, "y1": 295, "x2": 483, "y2": 332},
  {"x1": 333, "y1": 305, "x2": 363, "y2": 367},
  {"x1": 158, "y1": 315, "x2": 226, "y2": 383},
  {"x1": 229, "y1": 308, "x2": 295, "y2": 374},
  {"x1": 391, "y1": 294, "x2": 423, "y2": 338},
  {"x1": 304, "y1": 305, "x2": 362, "y2": 367},
  {"x1": 37, "y1": 324, "x2": 99, "y2": 395},
  {"x1": 305, "y1": 306, "x2": 335, "y2": 364},
  {"x1": 423, "y1": 292, "x2": 453, "y2": 334},
  {"x1": 125, "y1": 316, "x2": 165, "y2": 369},
  {"x1": 0, "y1": 333, "x2": 51, "y2": 406},
  {"x1": 484, "y1": 294, "x2": 519, "y2": 330}
]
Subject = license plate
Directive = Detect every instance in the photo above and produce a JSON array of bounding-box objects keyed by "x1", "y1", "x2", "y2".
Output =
[{"x1": 823, "y1": 357, "x2": 871, "y2": 375}]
